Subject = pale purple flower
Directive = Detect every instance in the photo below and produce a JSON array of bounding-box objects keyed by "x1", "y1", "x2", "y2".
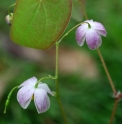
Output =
[
  {"x1": 17, "y1": 77, "x2": 54, "y2": 114},
  {"x1": 76, "y1": 20, "x2": 107, "y2": 50}
]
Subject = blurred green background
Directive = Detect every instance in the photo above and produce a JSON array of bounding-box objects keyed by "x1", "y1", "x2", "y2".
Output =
[{"x1": 0, "y1": 0, "x2": 122, "y2": 124}]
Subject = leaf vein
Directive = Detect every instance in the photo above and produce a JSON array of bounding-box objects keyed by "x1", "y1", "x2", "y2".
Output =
[{"x1": 23, "y1": 2, "x2": 41, "y2": 44}]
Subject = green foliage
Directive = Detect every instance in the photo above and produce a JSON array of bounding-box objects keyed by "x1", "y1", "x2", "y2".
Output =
[{"x1": 10, "y1": 0, "x2": 72, "y2": 49}]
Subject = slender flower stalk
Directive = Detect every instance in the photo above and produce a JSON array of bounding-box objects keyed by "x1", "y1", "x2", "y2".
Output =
[
  {"x1": 36, "y1": 75, "x2": 56, "y2": 88},
  {"x1": 78, "y1": 0, "x2": 118, "y2": 124},
  {"x1": 78, "y1": 0, "x2": 116, "y2": 94},
  {"x1": 78, "y1": 0, "x2": 88, "y2": 20},
  {"x1": 109, "y1": 99, "x2": 119, "y2": 124},
  {"x1": 4, "y1": 86, "x2": 18, "y2": 113},
  {"x1": 55, "y1": 42, "x2": 68, "y2": 124},
  {"x1": 8, "y1": 3, "x2": 16, "y2": 14},
  {"x1": 97, "y1": 49, "x2": 116, "y2": 94},
  {"x1": 58, "y1": 22, "x2": 84, "y2": 44}
]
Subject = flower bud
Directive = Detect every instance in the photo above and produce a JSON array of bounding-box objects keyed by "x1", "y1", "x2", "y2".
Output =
[{"x1": 5, "y1": 13, "x2": 13, "y2": 26}]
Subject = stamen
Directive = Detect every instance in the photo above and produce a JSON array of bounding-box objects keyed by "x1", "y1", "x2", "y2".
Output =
[
  {"x1": 31, "y1": 94, "x2": 34, "y2": 100},
  {"x1": 84, "y1": 22, "x2": 91, "y2": 28}
]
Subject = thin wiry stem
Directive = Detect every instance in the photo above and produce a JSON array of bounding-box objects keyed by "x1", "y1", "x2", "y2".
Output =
[
  {"x1": 55, "y1": 42, "x2": 68, "y2": 124},
  {"x1": 58, "y1": 22, "x2": 83, "y2": 44},
  {"x1": 79, "y1": 0, "x2": 118, "y2": 124},
  {"x1": 58, "y1": 21, "x2": 90, "y2": 44},
  {"x1": 109, "y1": 99, "x2": 119, "y2": 124},
  {"x1": 97, "y1": 49, "x2": 116, "y2": 94},
  {"x1": 4, "y1": 86, "x2": 18, "y2": 113},
  {"x1": 8, "y1": 3, "x2": 16, "y2": 14},
  {"x1": 79, "y1": 0, "x2": 116, "y2": 94},
  {"x1": 78, "y1": 0, "x2": 88, "y2": 20}
]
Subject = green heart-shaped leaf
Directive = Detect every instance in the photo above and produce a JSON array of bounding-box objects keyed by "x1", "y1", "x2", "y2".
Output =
[{"x1": 10, "y1": 0, "x2": 72, "y2": 49}]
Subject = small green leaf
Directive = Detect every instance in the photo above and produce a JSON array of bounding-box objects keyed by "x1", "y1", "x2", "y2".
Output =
[{"x1": 10, "y1": 0, "x2": 72, "y2": 49}]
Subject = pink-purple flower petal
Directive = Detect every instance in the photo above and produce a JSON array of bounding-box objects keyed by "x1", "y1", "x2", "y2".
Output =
[
  {"x1": 17, "y1": 86, "x2": 35, "y2": 109},
  {"x1": 86, "y1": 29, "x2": 100, "y2": 49},
  {"x1": 38, "y1": 83, "x2": 54, "y2": 96},
  {"x1": 77, "y1": 35, "x2": 86, "y2": 46},
  {"x1": 19, "y1": 77, "x2": 37, "y2": 88},
  {"x1": 96, "y1": 35, "x2": 102, "y2": 48},
  {"x1": 92, "y1": 22, "x2": 107, "y2": 36},
  {"x1": 34, "y1": 89, "x2": 50, "y2": 113},
  {"x1": 76, "y1": 24, "x2": 88, "y2": 46}
]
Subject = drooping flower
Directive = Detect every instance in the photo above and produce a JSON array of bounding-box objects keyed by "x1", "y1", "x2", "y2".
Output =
[
  {"x1": 76, "y1": 20, "x2": 107, "y2": 50},
  {"x1": 17, "y1": 77, "x2": 54, "y2": 114}
]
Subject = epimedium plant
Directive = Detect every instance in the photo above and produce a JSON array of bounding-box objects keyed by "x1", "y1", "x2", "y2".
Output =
[{"x1": 4, "y1": 0, "x2": 122, "y2": 124}]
